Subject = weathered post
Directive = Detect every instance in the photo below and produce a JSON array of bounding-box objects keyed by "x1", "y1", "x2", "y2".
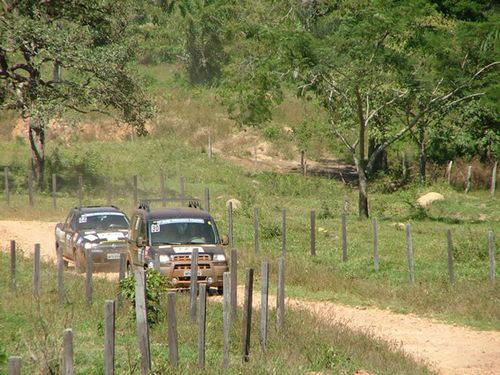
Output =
[
  {"x1": 104, "y1": 300, "x2": 115, "y2": 375},
  {"x1": 133, "y1": 175, "x2": 138, "y2": 207},
  {"x1": 223, "y1": 272, "x2": 231, "y2": 369},
  {"x1": 341, "y1": 212, "x2": 347, "y2": 262},
  {"x1": 230, "y1": 248, "x2": 237, "y2": 317},
  {"x1": 28, "y1": 170, "x2": 34, "y2": 207},
  {"x1": 446, "y1": 229, "x2": 455, "y2": 285},
  {"x1": 260, "y1": 262, "x2": 269, "y2": 350},
  {"x1": 167, "y1": 292, "x2": 179, "y2": 368},
  {"x1": 4, "y1": 167, "x2": 9, "y2": 205},
  {"x1": 405, "y1": 224, "x2": 415, "y2": 284},
  {"x1": 208, "y1": 132, "x2": 213, "y2": 159},
  {"x1": 8, "y1": 356, "x2": 21, "y2": 375},
  {"x1": 190, "y1": 248, "x2": 199, "y2": 323},
  {"x1": 63, "y1": 328, "x2": 74, "y2": 375},
  {"x1": 372, "y1": 218, "x2": 379, "y2": 271},
  {"x1": 85, "y1": 249, "x2": 93, "y2": 305},
  {"x1": 33, "y1": 243, "x2": 41, "y2": 298},
  {"x1": 52, "y1": 173, "x2": 57, "y2": 208},
  {"x1": 465, "y1": 166, "x2": 472, "y2": 194},
  {"x1": 228, "y1": 201, "x2": 234, "y2": 248},
  {"x1": 282, "y1": 208, "x2": 286, "y2": 255},
  {"x1": 204, "y1": 187, "x2": 210, "y2": 212},
  {"x1": 276, "y1": 257, "x2": 285, "y2": 330},
  {"x1": 446, "y1": 160, "x2": 453, "y2": 185},
  {"x1": 242, "y1": 268, "x2": 254, "y2": 363},
  {"x1": 254, "y1": 207, "x2": 260, "y2": 254},
  {"x1": 10, "y1": 240, "x2": 16, "y2": 293},
  {"x1": 160, "y1": 171, "x2": 166, "y2": 207},
  {"x1": 57, "y1": 244, "x2": 65, "y2": 304},
  {"x1": 180, "y1": 176, "x2": 186, "y2": 203},
  {"x1": 117, "y1": 253, "x2": 126, "y2": 307},
  {"x1": 135, "y1": 268, "x2": 151, "y2": 374},
  {"x1": 489, "y1": 231, "x2": 495, "y2": 286},
  {"x1": 78, "y1": 174, "x2": 83, "y2": 206},
  {"x1": 198, "y1": 284, "x2": 207, "y2": 369},
  {"x1": 310, "y1": 210, "x2": 316, "y2": 256},
  {"x1": 491, "y1": 161, "x2": 498, "y2": 197}
]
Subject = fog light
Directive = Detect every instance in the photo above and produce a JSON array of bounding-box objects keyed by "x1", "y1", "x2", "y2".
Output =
[
  {"x1": 207, "y1": 277, "x2": 214, "y2": 285},
  {"x1": 147, "y1": 261, "x2": 154, "y2": 268},
  {"x1": 171, "y1": 277, "x2": 178, "y2": 285}
]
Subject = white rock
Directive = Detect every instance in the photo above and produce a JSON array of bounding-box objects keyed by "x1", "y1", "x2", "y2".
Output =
[
  {"x1": 417, "y1": 192, "x2": 445, "y2": 208},
  {"x1": 226, "y1": 198, "x2": 242, "y2": 210}
]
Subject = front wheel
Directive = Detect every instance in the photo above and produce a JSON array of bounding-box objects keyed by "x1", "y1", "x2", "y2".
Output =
[
  {"x1": 126, "y1": 261, "x2": 134, "y2": 278},
  {"x1": 217, "y1": 286, "x2": 224, "y2": 296}
]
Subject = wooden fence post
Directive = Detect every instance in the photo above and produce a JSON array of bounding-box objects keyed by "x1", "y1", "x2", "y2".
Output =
[
  {"x1": 52, "y1": 173, "x2": 57, "y2": 209},
  {"x1": 190, "y1": 248, "x2": 199, "y2": 323},
  {"x1": 282, "y1": 208, "x2": 286, "y2": 255},
  {"x1": 489, "y1": 231, "x2": 495, "y2": 286},
  {"x1": 341, "y1": 212, "x2": 348, "y2": 262},
  {"x1": 78, "y1": 175, "x2": 83, "y2": 206},
  {"x1": 28, "y1": 170, "x2": 34, "y2": 207},
  {"x1": 228, "y1": 201, "x2": 234, "y2": 248},
  {"x1": 8, "y1": 356, "x2": 21, "y2": 375},
  {"x1": 491, "y1": 161, "x2": 498, "y2": 197},
  {"x1": 465, "y1": 166, "x2": 472, "y2": 194},
  {"x1": 167, "y1": 292, "x2": 179, "y2": 368},
  {"x1": 372, "y1": 218, "x2": 379, "y2": 271},
  {"x1": 180, "y1": 176, "x2": 186, "y2": 203},
  {"x1": 63, "y1": 328, "x2": 74, "y2": 375},
  {"x1": 242, "y1": 268, "x2": 254, "y2": 363},
  {"x1": 105, "y1": 300, "x2": 115, "y2": 375},
  {"x1": 310, "y1": 210, "x2": 316, "y2": 256},
  {"x1": 254, "y1": 207, "x2": 260, "y2": 254},
  {"x1": 135, "y1": 268, "x2": 151, "y2": 374},
  {"x1": 57, "y1": 244, "x2": 65, "y2": 304},
  {"x1": 198, "y1": 284, "x2": 207, "y2": 369},
  {"x1": 85, "y1": 249, "x2": 93, "y2": 305},
  {"x1": 208, "y1": 132, "x2": 213, "y2": 158},
  {"x1": 10, "y1": 240, "x2": 16, "y2": 293},
  {"x1": 223, "y1": 272, "x2": 231, "y2": 369},
  {"x1": 4, "y1": 167, "x2": 9, "y2": 206},
  {"x1": 33, "y1": 243, "x2": 40, "y2": 298},
  {"x1": 446, "y1": 160, "x2": 453, "y2": 185},
  {"x1": 117, "y1": 254, "x2": 126, "y2": 307},
  {"x1": 446, "y1": 229, "x2": 455, "y2": 285},
  {"x1": 405, "y1": 224, "x2": 415, "y2": 284},
  {"x1": 276, "y1": 257, "x2": 285, "y2": 330},
  {"x1": 133, "y1": 175, "x2": 138, "y2": 207},
  {"x1": 230, "y1": 249, "x2": 238, "y2": 317},
  {"x1": 204, "y1": 187, "x2": 210, "y2": 212},
  {"x1": 160, "y1": 171, "x2": 166, "y2": 207},
  {"x1": 260, "y1": 262, "x2": 269, "y2": 351}
]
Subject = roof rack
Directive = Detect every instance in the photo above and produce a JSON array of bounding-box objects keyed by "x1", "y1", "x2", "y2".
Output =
[
  {"x1": 75, "y1": 205, "x2": 119, "y2": 211},
  {"x1": 138, "y1": 197, "x2": 202, "y2": 212}
]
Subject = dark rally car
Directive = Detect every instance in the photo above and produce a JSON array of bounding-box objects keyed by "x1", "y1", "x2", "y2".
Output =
[{"x1": 55, "y1": 206, "x2": 130, "y2": 272}]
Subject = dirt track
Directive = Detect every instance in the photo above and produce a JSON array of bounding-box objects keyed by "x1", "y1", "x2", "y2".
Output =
[{"x1": 1, "y1": 220, "x2": 500, "y2": 375}]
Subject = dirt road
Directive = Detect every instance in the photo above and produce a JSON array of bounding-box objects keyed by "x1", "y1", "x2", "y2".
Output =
[{"x1": 1, "y1": 220, "x2": 499, "y2": 375}]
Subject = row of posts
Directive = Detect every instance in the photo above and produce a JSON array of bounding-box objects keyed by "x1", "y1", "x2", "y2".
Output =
[
  {"x1": 3, "y1": 161, "x2": 498, "y2": 208},
  {"x1": 7, "y1": 247, "x2": 286, "y2": 374}
]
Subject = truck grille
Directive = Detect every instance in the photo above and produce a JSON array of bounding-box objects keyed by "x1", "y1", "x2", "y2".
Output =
[{"x1": 173, "y1": 254, "x2": 210, "y2": 262}]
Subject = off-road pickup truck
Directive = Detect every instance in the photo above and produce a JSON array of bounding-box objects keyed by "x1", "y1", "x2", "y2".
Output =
[
  {"x1": 127, "y1": 199, "x2": 228, "y2": 293},
  {"x1": 55, "y1": 206, "x2": 130, "y2": 272}
]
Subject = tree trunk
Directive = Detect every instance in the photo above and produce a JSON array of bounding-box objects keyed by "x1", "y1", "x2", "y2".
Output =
[
  {"x1": 355, "y1": 87, "x2": 369, "y2": 218},
  {"x1": 368, "y1": 138, "x2": 388, "y2": 176},
  {"x1": 28, "y1": 118, "x2": 46, "y2": 189},
  {"x1": 417, "y1": 126, "x2": 426, "y2": 184}
]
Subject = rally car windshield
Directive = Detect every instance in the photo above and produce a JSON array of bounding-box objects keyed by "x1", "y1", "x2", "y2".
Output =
[
  {"x1": 149, "y1": 218, "x2": 218, "y2": 245},
  {"x1": 77, "y1": 213, "x2": 129, "y2": 231}
]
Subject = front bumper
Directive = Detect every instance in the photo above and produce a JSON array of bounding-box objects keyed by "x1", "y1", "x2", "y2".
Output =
[{"x1": 158, "y1": 261, "x2": 228, "y2": 288}]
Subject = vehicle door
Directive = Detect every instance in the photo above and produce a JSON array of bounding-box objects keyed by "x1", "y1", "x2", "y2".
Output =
[
  {"x1": 59, "y1": 210, "x2": 75, "y2": 257},
  {"x1": 66, "y1": 212, "x2": 79, "y2": 257}
]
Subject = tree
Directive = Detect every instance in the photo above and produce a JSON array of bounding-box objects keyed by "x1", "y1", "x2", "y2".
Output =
[{"x1": 0, "y1": 0, "x2": 154, "y2": 187}]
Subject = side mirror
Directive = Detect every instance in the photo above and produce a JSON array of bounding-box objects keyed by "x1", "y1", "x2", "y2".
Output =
[
  {"x1": 136, "y1": 236, "x2": 146, "y2": 247},
  {"x1": 221, "y1": 235, "x2": 229, "y2": 246}
]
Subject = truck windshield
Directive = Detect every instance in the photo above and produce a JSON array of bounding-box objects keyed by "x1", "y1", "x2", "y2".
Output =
[
  {"x1": 149, "y1": 218, "x2": 218, "y2": 245},
  {"x1": 77, "y1": 212, "x2": 129, "y2": 231}
]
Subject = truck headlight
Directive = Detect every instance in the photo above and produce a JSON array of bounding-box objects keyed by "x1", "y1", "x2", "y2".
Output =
[
  {"x1": 84, "y1": 242, "x2": 97, "y2": 250},
  {"x1": 159, "y1": 255, "x2": 172, "y2": 264},
  {"x1": 213, "y1": 254, "x2": 226, "y2": 262}
]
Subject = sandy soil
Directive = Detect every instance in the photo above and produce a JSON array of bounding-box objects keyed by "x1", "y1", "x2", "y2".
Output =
[{"x1": 1, "y1": 220, "x2": 499, "y2": 375}]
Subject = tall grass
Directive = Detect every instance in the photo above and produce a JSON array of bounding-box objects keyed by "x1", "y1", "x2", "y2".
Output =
[{"x1": 0, "y1": 250, "x2": 431, "y2": 374}]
